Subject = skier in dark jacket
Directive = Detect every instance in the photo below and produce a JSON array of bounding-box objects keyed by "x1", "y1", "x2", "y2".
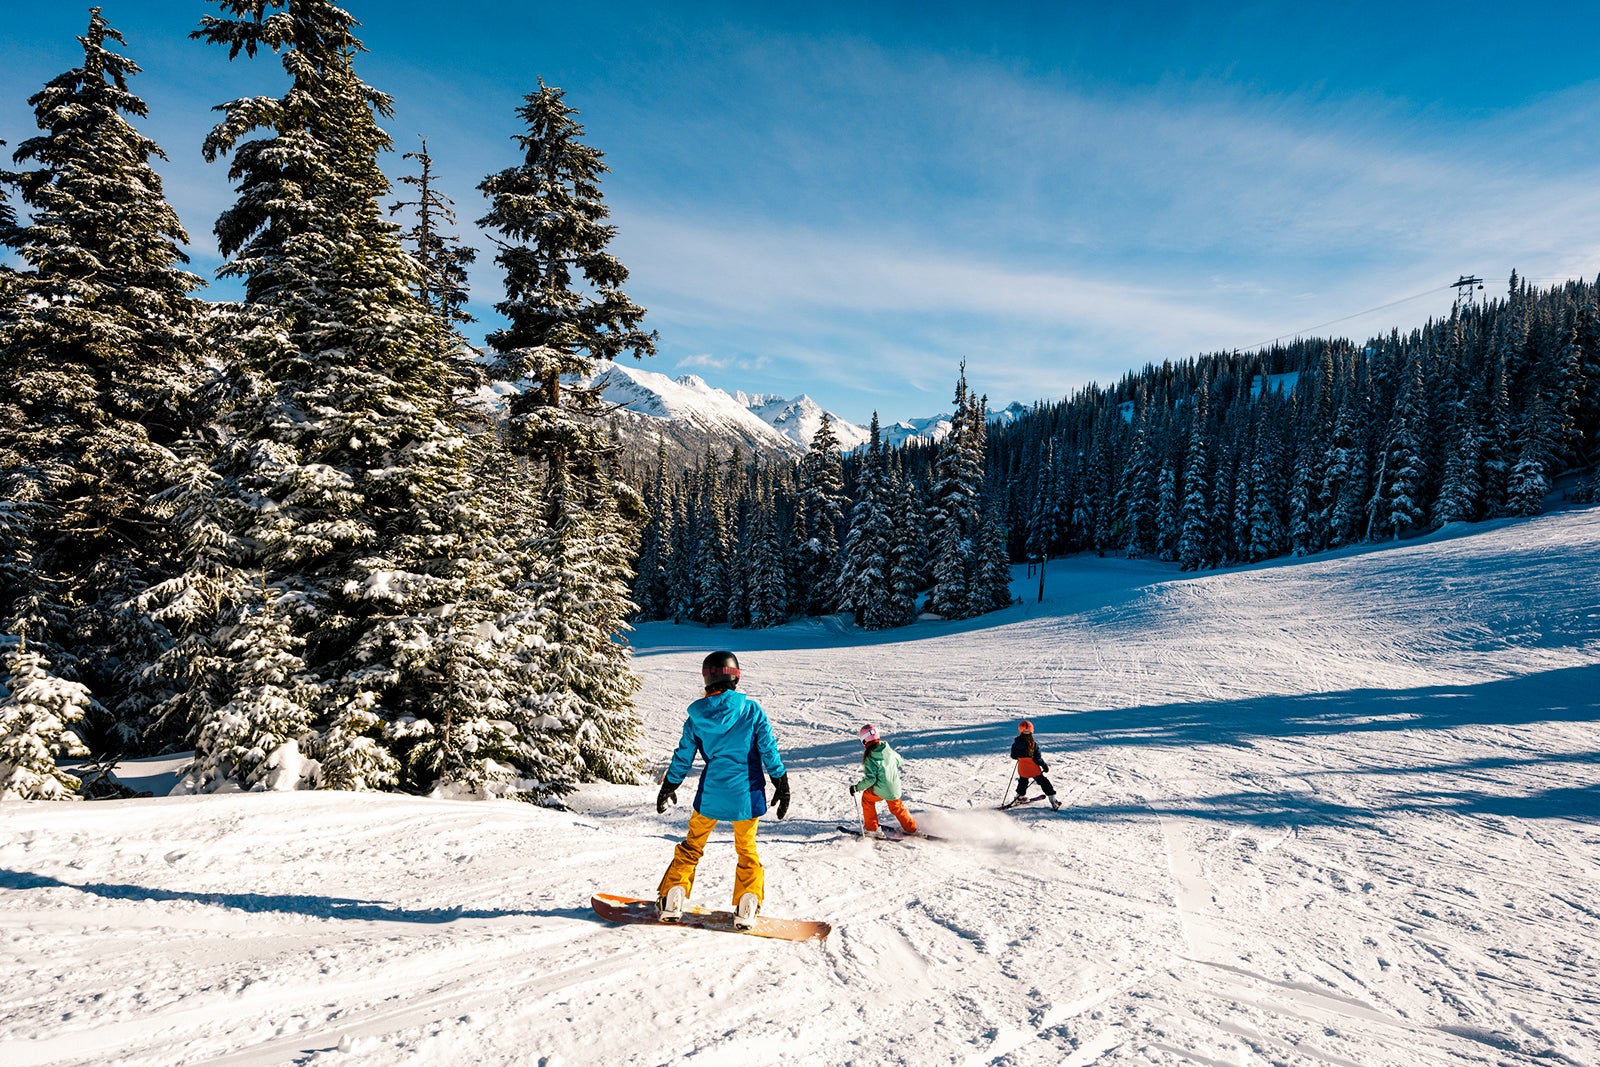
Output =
[{"x1": 1007, "y1": 720, "x2": 1061, "y2": 810}]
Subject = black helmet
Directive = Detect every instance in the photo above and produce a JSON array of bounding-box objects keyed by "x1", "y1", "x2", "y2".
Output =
[{"x1": 701, "y1": 650, "x2": 740, "y2": 692}]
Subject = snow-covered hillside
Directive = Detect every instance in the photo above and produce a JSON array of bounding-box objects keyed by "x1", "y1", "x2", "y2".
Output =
[
  {"x1": 486, "y1": 361, "x2": 1025, "y2": 460},
  {"x1": 590, "y1": 362, "x2": 808, "y2": 456},
  {"x1": 4, "y1": 508, "x2": 1598, "y2": 1066}
]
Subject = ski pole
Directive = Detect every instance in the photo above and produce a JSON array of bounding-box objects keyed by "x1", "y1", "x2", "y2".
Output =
[{"x1": 1001, "y1": 764, "x2": 1016, "y2": 807}]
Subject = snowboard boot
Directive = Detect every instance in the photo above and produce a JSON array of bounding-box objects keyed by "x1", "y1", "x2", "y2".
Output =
[
  {"x1": 1049, "y1": 796, "x2": 1062, "y2": 811},
  {"x1": 734, "y1": 892, "x2": 760, "y2": 930},
  {"x1": 657, "y1": 885, "x2": 686, "y2": 923}
]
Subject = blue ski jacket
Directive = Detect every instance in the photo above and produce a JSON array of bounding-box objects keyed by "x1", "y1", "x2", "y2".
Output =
[{"x1": 665, "y1": 689, "x2": 786, "y2": 822}]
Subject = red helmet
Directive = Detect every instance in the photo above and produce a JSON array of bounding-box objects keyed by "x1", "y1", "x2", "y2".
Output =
[
  {"x1": 858, "y1": 724, "x2": 880, "y2": 743},
  {"x1": 1018, "y1": 720, "x2": 1033, "y2": 733}
]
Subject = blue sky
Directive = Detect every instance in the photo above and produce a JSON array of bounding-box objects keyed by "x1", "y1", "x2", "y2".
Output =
[{"x1": 5, "y1": 2, "x2": 1600, "y2": 425}]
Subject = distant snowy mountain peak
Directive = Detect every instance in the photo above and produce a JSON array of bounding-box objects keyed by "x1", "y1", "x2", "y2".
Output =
[
  {"x1": 880, "y1": 413, "x2": 952, "y2": 448},
  {"x1": 588, "y1": 363, "x2": 798, "y2": 456},
  {"x1": 992, "y1": 400, "x2": 1029, "y2": 426},
  {"x1": 532, "y1": 361, "x2": 1020, "y2": 463},
  {"x1": 745, "y1": 392, "x2": 870, "y2": 453},
  {"x1": 584, "y1": 362, "x2": 871, "y2": 457}
]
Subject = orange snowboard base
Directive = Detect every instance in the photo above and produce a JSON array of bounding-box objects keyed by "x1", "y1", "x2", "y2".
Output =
[{"x1": 591, "y1": 893, "x2": 831, "y2": 942}]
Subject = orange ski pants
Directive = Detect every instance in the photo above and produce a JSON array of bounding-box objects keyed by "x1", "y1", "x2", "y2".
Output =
[
  {"x1": 861, "y1": 789, "x2": 918, "y2": 833},
  {"x1": 658, "y1": 810, "x2": 764, "y2": 906}
]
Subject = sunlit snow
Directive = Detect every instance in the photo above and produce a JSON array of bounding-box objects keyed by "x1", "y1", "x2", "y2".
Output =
[{"x1": 2, "y1": 507, "x2": 1597, "y2": 1065}]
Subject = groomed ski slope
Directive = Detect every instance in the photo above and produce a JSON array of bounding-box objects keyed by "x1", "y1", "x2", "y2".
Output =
[{"x1": 3, "y1": 507, "x2": 1598, "y2": 1067}]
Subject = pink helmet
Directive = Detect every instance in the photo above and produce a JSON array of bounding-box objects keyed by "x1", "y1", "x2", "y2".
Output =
[{"x1": 858, "y1": 724, "x2": 880, "y2": 743}]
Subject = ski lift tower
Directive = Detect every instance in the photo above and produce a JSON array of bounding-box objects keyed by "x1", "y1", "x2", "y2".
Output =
[{"x1": 1452, "y1": 274, "x2": 1484, "y2": 314}]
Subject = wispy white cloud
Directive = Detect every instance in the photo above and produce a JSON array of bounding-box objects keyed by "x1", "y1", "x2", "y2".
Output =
[{"x1": 592, "y1": 37, "x2": 1600, "y2": 418}]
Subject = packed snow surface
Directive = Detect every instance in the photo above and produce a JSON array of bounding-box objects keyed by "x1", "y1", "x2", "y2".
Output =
[{"x1": 4, "y1": 509, "x2": 1599, "y2": 1066}]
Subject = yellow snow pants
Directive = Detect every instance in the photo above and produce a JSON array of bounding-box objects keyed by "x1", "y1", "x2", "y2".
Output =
[{"x1": 658, "y1": 811, "x2": 764, "y2": 906}]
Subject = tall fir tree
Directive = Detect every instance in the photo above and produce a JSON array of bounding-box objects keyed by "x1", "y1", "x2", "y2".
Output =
[
  {"x1": 174, "y1": 0, "x2": 545, "y2": 794},
  {"x1": 630, "y1": 440, "x2": 674, "y2": 620},
  {"x1": 477, "y1": 80, "x2": 656, "y2": 464},
  {"x1": 1380, "y1": 353, "x2": 1429, "y2": 538},
  {"x1": 927, "y1": 369, "x2": 984, "y2": 618},
  {"x1": 1177, "y1": 378, "x2": 1214, "y2": 570},
  {"x1": 884, "y1": 464, "x2": 925, "y2": 626},
  {"x1": 746, "y1": 473, "x2": 791, "y2": 629},
  {"x1": 837, "y1": 414, "x2": 897, "y2": 628},
  {"x1": 795, "y1": 414, "x2": 846, "y2": 615},
  {"x1": 390, "y1": 135, "x2": 479, "y2": 381},
  {"x1": 477, "y1": 80, "x2": 655, "y2": 784},
  {"x1": 0, "y1": 8, "x2": 205, "y2": 749}
]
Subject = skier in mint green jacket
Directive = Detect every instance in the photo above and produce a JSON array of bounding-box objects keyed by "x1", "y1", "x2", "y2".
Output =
[{"x1": 850, "y1": 724, "x2": 919, "y2": 838}]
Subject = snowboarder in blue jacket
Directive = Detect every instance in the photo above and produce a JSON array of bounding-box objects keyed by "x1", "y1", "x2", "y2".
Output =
[{"x1": 655, "y1": 651, "x2": 790, "y2": 929}]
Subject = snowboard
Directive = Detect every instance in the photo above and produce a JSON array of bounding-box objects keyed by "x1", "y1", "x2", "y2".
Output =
[
  {"x1": 590, "y1": 893, "x2": 831, "y2": 942},
  {"x1": 837, "y1": 825, "x2": 942, "y2": 842}
]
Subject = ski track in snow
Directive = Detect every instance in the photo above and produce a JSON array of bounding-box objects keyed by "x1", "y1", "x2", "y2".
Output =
[{"x1": 3, "y1": 510, "x2": 1599, "y2": 1065}]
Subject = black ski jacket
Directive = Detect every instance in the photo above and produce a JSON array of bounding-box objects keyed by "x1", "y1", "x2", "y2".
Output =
[{"x1": 1011, "y1": 735, "x2": 1047, "y2": 771}]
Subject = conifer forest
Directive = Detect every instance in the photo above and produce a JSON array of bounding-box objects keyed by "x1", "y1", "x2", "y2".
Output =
[{"x1": 2, "y1": 3, "x2": 1597, "y2": 802}]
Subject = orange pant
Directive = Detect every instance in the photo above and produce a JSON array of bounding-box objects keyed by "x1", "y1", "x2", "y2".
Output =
[
  {"x1": 658, "y1": 810, "x2": 764, "y2": 906},
  {"x1": 861, "y1": 790, "x2": 917, "y2": 833}
]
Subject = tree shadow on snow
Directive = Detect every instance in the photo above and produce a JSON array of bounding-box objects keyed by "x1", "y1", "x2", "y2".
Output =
[
  {"x1": 781, "y1": 663, "x2": 1600, "y2": 827},
  {"x1": 0, "y1": 869, "x2": 578, "y2": 923},
  {"x1": 1053, "y1": 778, "x2": 1599, "y2": 827}
]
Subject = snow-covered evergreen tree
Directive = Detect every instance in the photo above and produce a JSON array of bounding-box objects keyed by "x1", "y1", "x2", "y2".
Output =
[
  {"x1": 837, "y1": 415, "x2": 898, "y2": 629},
  {"x1": 1433, "y1": 395, "x2": 1483, "y2": 527},
  {"x1": 746, "y1": 473, "x2": 791, "y2": 629},
  {"x1": 527, "y1": 465, "x2": 643, "y2": 785},
  {"x1": 927, "y1": 370, "x2": 985, "y2": 618},
  {"x1": 1154, "y1": 462, "x2": 1180, "y2": 561},
  {"x1": 1120, "y1": 408, "x2": 1159, "y2": 557},
  {"x1": 1246, "y1": 402, "x2": 1288, "y2": 561},
  {"x1": 175, "y1": 583, "x2": 315, "y2": 794},
  {"x1": 476, "y1": 79, "x2": 653, "y2": 785},
  {"x1": 0, "y1": 8, "x2": 205, "y2": 745},
  {"x1": 631, "y1": 441, "x2": 673, "y2": 620},
  {"x1": 1505, "y1": 394, "x2": 1553, "y2": 517},
  {"x1": 795, "y1": 414, "x2": 846, "y2": 615},
  {"x1": 390, "y1": 135, "x2": 478, "y2": 382},
  {"x1": 183, "y1": 1, "x2": 549, "y2": 794},
  {"x1": 1381, "y1": 354, "x2": 1429, "y2": 538},
  {"x1": 477, "y1": 80, "x2": 655, "y2": 460},
  {"x1": 1177, "y1": 380, "x2": 1214, "y2": 570},
  {"x1": 882, "y1": 463, "x2": 924, "y2": 627},
  {"x1": 690, "y1": 462, "x2": 730, "y2": 624},
  {"x1": 974, "y1": 503, "x2": 1015, "y2": 612},
  {"x1": 0, "y1": 640, "x2": 91, "y2": 800},
  {"x1": 667, "y1": 491, "x2": 696, "y2": 624}
]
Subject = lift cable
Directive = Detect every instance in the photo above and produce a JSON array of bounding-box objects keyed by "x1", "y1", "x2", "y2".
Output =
[{"x1": 1238, "y1": 282, "x2": 1456, "y2": 353}]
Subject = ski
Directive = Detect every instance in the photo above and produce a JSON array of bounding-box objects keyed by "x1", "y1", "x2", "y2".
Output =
[
  {"x1": 837, "y1": 825, "x2": 941, "y2": 842},
  {"x1": 999, "y1": 795, "x2": 1058, "y2": 811}
]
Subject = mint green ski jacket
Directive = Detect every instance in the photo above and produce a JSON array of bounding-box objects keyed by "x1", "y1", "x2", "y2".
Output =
[{"x1": 855, "y1": 740, "x2": 907, "y2": 800}]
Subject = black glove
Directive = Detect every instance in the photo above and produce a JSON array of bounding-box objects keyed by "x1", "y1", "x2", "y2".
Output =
[
  {"x1": 1039, "y1": 760, "x2": 1049, "y2": 773},
  {"x1": 849, "y1": 784, "x2": 859, "y2": 795},
  {"x1": 656, "y1": 779, "x2": 680, "y2": 814},
  {"x1": 770, "y1": 774, "x2": 790, "y2": 819}
]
